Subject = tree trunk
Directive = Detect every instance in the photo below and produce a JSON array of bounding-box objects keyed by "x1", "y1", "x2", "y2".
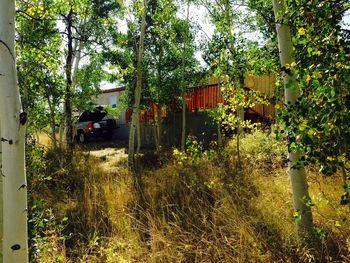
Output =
[
  {"x1": 236, "y1": 71, "x2": 245, "y2": 170},
  {"x1": 72, "y1": 39, "x2": 82, "y2": 89},
  {"x1": 128, "y1": 0, "x2": 147, "y2": 170},
  {"x1": 217, "y1": 76, "x2": 223, "y2": 148},
  {"x1": 136, "y1": 119, "x2": 141, "y2": 156},
  {"x1": 58, "y1": 118, "x2": 65, "y2": 149},
  {"x1": 157, "y1": 106, "x2": 162, "y2": 152},
  {"x1": 0, "y1": 0, "x2": 29, "y2": 260},
  {"x1": 153, "y1": 121, "x2": 159, "y2": 152},
  {"x1": 180, "y1": 1, "x2": 190, "y2": 152},
  {"x1": 47, "y1": 95, "x2": 57, "y2": 150},
  {"x1": 272, "y1": 0, "x2": 313, "y2": 239},
  {"x1": 181, "y1": 94, "x2": 186, "y2": 151},
  {"x1": 64, "y1": 8, "x2": 74, "y2": 158},
  {"x1": 152, "y1": 105, "x2": 161, "y2": 153},
  {"x1": 0, "y1": 119, "x2": 2, "y2": 262},
  {"x1": 62, "y1": 18, "x2": 83, "y2": 152},
  {"x1": 155, "y1": 49, "x2": 162, "y2": 153}
]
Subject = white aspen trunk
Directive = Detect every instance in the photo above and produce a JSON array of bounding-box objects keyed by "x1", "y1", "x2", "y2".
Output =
[
  {"x1": 272, "y1": 0, "x2": 313, "y2": 239},
  {"x1": 0, "y1": 0, "x2": 29, "y2": 261},
  {"x1": 71, "y1": 17, "x2": 86, "y2": 89},
  {"x1": 0, "y1": 119, "x2": 2, "y2": 262},
  {"x1": 128, "y1": 0, "x2": 147, "y2": 169},
  {"x1": 72, "y1": 39, "x2": 82, "y2": 89}
]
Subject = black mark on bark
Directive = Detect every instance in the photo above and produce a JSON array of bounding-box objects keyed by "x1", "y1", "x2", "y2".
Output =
[
  {"x1": 1, "y1": 138, "x2": 13, "y2": 144},
  {"x1": 19, "y1": 112, "x2": 27, "y2": 125},
  {"x1": 11, "y1": 244, "x2": 21, "y2": 251},
  {"x1": 18, "y1": 184, "x2": 26, "y2": 190},
  {"x1": 0, "y1": 39, "x2": 15, "y2": 62}
]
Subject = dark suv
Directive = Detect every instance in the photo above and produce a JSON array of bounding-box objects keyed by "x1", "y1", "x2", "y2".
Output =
[{"x1": 73, "y1": 106, "x2": 117, "y2": 143}]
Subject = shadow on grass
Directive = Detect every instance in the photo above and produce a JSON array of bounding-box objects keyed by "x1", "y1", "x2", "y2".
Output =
[{"x1": 76, "y1": 138, "x2": 128, "y2": 152}]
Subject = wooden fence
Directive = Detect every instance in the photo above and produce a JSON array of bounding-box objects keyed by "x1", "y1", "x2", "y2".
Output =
[
  {"x1": 245, "y1": 74, "x2": 276, "y2": 119},
  {"x1": 126, "y1": 74, "x2": 276, "y2": 123},
  {"x1": 185, "y1": 83, "x2": 224, "y2": 111}
]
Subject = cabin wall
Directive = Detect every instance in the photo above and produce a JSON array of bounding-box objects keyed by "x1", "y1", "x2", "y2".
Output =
[
  {"x1": 140, "y1": 111, "x2": 218, "y2": 148},
  {"x1": 96, "y1": 90, "x2": 129, "y2": 139}
]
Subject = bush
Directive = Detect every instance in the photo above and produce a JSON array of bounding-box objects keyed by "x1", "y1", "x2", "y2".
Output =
[
  {"x1": 226, "y1": 129, "x2": 287, "y2": 172},
  {"x1": 26, "y1": 136, "x2": 70, "y2": 262}
]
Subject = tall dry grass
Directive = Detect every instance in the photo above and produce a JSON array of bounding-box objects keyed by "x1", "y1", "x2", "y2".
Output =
[{"x1": 28, "y1": 130, "x2": 350, "y2": 262}]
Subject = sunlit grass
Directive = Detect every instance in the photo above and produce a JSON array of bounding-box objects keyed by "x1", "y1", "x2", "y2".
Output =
[{"x1": 28, "y1": 130, "x2": 350, "y2": 262}]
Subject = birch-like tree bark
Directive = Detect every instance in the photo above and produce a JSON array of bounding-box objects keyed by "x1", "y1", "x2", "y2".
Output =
[
  {"x1": 0, "y1": 0, "x2": 29, "y2": 261},
  {"x1": 272, "y1": 0, "x2": 313, "y2": 239},
  {"x1": 0, "y1": 120, "x2": 2, "y2": 262},
  {"x1": 128, "y1": 0, "x2": 147, "y2": 170},
  {"x1": 72, "y1": 39, "x2": 83, "y2": 90}
]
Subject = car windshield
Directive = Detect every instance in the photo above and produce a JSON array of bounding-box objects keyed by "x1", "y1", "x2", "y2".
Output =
[{"x1": 78, "y1": 110, "x2": 107, "y2": 122}]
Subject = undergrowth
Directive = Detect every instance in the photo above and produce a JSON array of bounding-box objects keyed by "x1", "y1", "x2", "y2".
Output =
[{"x1": 26, "y1": 131, "x2": 350, "y2": 262}]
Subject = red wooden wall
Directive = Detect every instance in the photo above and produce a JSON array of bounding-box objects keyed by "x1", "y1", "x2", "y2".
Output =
[
  {"x1": 126, "y1": 74, "x2": 275, "y2": 123},
  {"x1": 185, "y1": 83, "x2": 224, "y2": 112}
]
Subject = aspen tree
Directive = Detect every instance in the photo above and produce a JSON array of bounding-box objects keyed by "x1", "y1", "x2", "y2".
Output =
[
  {"x1": 128, "y1": 0, "x2": 147, "y2": 170},
  {"x1": 0, "y1": 120, "x2": 2, "y2": 262},
  {"x1": 0, "y1": 0, "x2": 29, "y2": 261},
  {"x1": 272, "y1": 0, "x2": 313, "y2": 239}
]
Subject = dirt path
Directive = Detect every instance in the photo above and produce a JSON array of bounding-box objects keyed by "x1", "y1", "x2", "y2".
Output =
[{"x1": 78, "y1": 138, "x2": 128, "y2": 162}]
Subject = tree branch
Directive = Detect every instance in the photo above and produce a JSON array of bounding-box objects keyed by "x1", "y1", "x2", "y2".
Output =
[{"x1": 16, "y1": 10, "x2": 63, "y2": 21}]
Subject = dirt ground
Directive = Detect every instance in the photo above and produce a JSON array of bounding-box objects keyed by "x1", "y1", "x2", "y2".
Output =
[
  {"x1": 39, "y1": 133, "x2": 129, "y2": 162},
  {"x1": 77, "y1": 138, "x2": 128, "y2": 162}
]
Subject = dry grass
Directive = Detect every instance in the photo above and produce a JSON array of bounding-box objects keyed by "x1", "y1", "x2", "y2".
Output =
[
  {"x1": 28, "y1": 131, "x2": 350, "y2": 262},
  {"x1": 37, "y1": 132, "x2": 54, "y2": 147}
]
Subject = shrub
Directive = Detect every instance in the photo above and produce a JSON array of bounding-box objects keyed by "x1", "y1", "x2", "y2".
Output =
[{"x1": 226, "y1": 129, "x2": 287, "y2": 171}]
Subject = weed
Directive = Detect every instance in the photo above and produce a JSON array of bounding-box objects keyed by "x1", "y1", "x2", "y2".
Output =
[{"x1": 27, "y1": 130, "x2": 350, "y2": 262}]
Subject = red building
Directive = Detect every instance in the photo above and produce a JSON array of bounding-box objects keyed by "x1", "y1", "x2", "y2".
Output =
[{"x1": 125, "y1": 74, "x2": 276, "y2": 124}]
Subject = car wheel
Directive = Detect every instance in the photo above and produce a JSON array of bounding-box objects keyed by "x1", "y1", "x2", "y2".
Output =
[{"x1": 77, "y1": 131, "x2": 86, "y2": 143}]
